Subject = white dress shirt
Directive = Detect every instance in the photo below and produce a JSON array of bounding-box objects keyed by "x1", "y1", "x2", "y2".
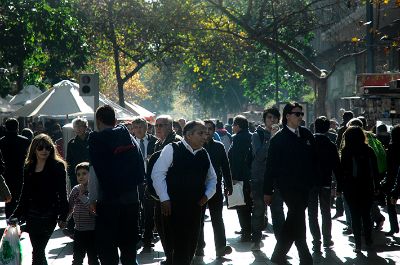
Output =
[
  {"x1": 135, "y1": 135, "x2": 149, "y2": 158},
  {"x1": 151, "y1": 139, "x2": 217, "y2": 202}
]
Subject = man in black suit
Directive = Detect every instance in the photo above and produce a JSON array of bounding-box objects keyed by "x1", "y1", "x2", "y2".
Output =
[
  {"x1": 132, "y1": 117, "x2": 158, "y2": 248},
  {"x1": 0, "y1": 118, "x2": 30, "y2": 218},
  {"x1": 264, "y1": 102, "x2": 316, "y2": 265}
]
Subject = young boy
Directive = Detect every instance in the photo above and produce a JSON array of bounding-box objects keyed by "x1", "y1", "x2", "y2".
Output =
[{"x1": 68, "y1": 162, "x2": 99, "y2": 265}]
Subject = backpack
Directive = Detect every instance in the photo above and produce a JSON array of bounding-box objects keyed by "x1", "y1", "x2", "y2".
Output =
[{"x1": 367, "y1": 134, "x2": 387, "y2": 174}]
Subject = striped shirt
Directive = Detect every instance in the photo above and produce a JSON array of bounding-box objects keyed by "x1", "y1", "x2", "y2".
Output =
[{"x1": 68, "y1": 185, "x2": 96, "y2": 231}]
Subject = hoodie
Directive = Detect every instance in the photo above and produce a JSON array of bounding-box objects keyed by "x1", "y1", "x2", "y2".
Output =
[{"x1": 88, "y1": 124, "x2": 145, "y2": 202}]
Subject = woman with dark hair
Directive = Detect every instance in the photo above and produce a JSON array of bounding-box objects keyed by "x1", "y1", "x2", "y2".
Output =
[
  {"x1": 11, "y1": 133, "x2": 69, "y2": 265},
  {"x1": 337, "y1": 126, "x2": 379, "y2": 253},
  {"x1": 385, "y1": 125, "x2": 400, "y2": 236}
]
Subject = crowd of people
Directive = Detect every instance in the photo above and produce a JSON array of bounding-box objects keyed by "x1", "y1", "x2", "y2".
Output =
[{"x1": 0, "y1": 102, "x2": 399, "y2": 265}]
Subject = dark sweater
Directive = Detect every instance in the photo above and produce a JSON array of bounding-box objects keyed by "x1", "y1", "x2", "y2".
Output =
[
  {"x1": 204, "y1": 139, "x2": 233, "y2": 192},
  {"x1": 314, "y1": 133, "x2": 342, "y2": 187},
  {"x1": 228, "y1": 130, "x2": 252, "y2": 181},
  {"x1": 13, "y1": 160, "x2": 69, "y2": 221},
  {"x1": 264, "y1": 126, "x2": 317, "y2": 195},
  {"x1": 166, "y1": 142, "x2": 209, "y2": 202},
  {"x1": 66, "y1": 133, "x2": 90, "y2": 184}
]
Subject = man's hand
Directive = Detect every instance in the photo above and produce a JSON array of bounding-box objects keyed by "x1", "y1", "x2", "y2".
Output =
[
  {"x1": 198, "y1": 196, "x2": 208, "y2": 207},
  {"x1": 89, "y1": 202, "x2": 97, "y2": 215},
  {"x1": 4, "y1": 195, "x2": 12, "y2": 203},
  {"x1": 161, "y1": 200, "x2": 172, "y2": 216},
  {"x1": 264, "y1": 195, "x2": 272, "y2": 206},
  {"x1": 58, "y1": 220, "x2": 67, "y2": 229},
  {"x1": 232, "y1": 180, "x2": 239, "y2": 185},
  {"x1": 336, "y1": 191, "x2": 342, "y2": 197},
  {"x1": 224, "y1": 187, "x2": 233, "y2": 196}
]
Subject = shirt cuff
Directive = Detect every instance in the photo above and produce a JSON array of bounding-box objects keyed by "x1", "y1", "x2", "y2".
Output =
[{"x1": 159, "y1": 194, "x2": 170, "y2": 202}]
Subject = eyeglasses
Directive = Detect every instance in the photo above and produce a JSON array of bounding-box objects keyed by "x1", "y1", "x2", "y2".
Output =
[
  {"x1": 37, "y1": 144, "x2": 53, "y2": 151},
  {"x1": 289, "y1": 112, "x2": 304, "y2": 117},
  {"x1": 155, "y1": 123, "x2": 169, "y2": 128}
]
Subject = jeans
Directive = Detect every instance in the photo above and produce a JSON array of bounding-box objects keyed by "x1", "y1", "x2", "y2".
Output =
[
  {"x1": 307, "y1": 187, "x2": 332, "y2": 246},
  {"x1": 345, "y1": 195, "x2": 373, "y2": 248},
  {"x1": 27, "y1": 217, "x2": 57, "y2": 265},
  {"x1": 197, "y1": 189, "x2": 227, "y2": 251},
  {"x1": 72, "y1": 230, "x2": 99, "y2": 265},
  {"x1": 142, "y1": 197, "x2": 155, "y2": 244},
  {"x1": 251, "y1": 182, "x2": 266, "y2": 242},
  {"x1": 95, "y1": 202, "x2": 139, "y2": 265}
]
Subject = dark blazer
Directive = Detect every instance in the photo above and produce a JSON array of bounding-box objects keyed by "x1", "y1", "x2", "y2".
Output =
[
  {"x1": 204, "y1": 139, "x2": 233, "y2": 192},
  {"x1": 264, "y1": 126, "x2": 317, "y2": 195},
  {"x1": 0, "y1": 132, "x2": 30, "y2": 193},
  {"x1": 146, "y1": 133, "x2": 158, "y2": 157},
  {"x1": 228, "y1": 129, "x2": 252, "y2": 181},
  {"x1": 66, "y1": 133, "x2": 90, "y2": 183}
]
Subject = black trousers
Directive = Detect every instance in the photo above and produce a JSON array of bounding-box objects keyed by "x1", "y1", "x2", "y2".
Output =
[
  {"x1": 142, "y1": 197, "x2": 155, "y2": 244},
  {"x1": 72, "y1": 230, "x2": 99, "y2": 265},
  {"x1": 165, "y1": 200, "x2": 202, "y2": 265},
  {"x1": 236, "y1": 180, "x2": 252, "y2": 236},
  {"x1": 154, "y1": 201, "x2": 174, "y2": 264},
  {"x1": 95, "y1": 202, "x2": 139, "y2": 265},
  {"x1": 307, "y1": 187, "x2": 332, "y2": 246},
  {"x1": 387, "y1": 195, "x2": 399, "y2": 232},
  {"x1": 345, "y1": 195, "x2": 373, "y2": 248},
  {"x1": 197, "y1": 189, "x2": 227, "y2": 251},
  {"x1": 272, "y1": 189, "x2": 312, "y2": 263},
  {"x1": 27, "y1": 217, "x2": 57, "y2": 265}
]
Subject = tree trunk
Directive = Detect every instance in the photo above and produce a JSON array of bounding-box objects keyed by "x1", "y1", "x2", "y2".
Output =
[{"x1": 315, "y1": 78, "x2": 327, "y2": 117}]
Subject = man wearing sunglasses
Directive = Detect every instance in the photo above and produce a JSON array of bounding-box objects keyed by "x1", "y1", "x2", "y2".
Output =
[{"x1": 264, "y1": 102, "x2": 316, "y2": 265}]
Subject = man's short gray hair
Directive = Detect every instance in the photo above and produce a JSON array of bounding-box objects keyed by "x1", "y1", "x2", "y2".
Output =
[
  {"x1": 72, "y1": 117, "x2": 88, "y2": 128},
  {"x1": 156, "y1": 115, "x2": 173, "y2": 125}
]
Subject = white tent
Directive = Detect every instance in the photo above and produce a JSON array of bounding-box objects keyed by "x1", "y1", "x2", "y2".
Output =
[
  {"x1": 9, "y1": 85, "x2": 42, "y2": 106},
  {"x1": 11, "y1": 80, "x2": 135, "y2": 120},
  {"x1": 125, "y1": 101, "x2": 155, "y2": 122},
  {"x1": 0, "y1": 97, "x2": 16, "y2": 113}
]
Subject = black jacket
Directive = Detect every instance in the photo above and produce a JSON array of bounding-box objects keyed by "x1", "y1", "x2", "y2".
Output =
[
  {"x1": 204, "y1": 139, "x2": 233, "y2": 192},
  {"x1": 338, "y1": 144, "x2": 379, "y2": 199},
  {"x1": 154, "y1": 131, "x2": 182, "y2": 152},
  {"x1": 0, "y1": 132, "x2": 30, "y2": 193},
  {"x1": 228, "y1": 129, "x2": 252, "y2": 181},
  {"x1": 146, "y1": 134, "x2": 158, "y2": 157},
  {"x1": 314, "y1": 133, "x2": 342, "y2": 187},
  {"x1": 264, "y1": 126, "x2": 317, "y2": 195},
  {"x1": 13, "y1": 160, "x2": 69, "y2": 221},
  {"x1": 66, "y1": 133, "x2": 90, "y2": 183}
]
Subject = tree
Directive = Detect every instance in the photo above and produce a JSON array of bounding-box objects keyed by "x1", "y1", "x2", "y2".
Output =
[
  {"x1": 78, "y1": 0, "x2": 195, "y2": 107},
  {"x1": 0, "y1": 0, "x2": 89, "y2": 94},
  {"x1": 195, "y1": 0, "x2": 367, "y2": 115}
]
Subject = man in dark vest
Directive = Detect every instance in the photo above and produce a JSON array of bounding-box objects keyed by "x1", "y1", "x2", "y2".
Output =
[
  {"x1": 88, "y1": 105, "x2": 145, "y2": 265},
  {"x1": 0, "y1": 118, "x2": 30, "y2": 218},
  {"x1": 152, "y1": 120, "x2": 217, "y2": 265},
  {"x1": 264, "y1": 102, "x2": 316, "y2": 265},
  {"x1": 195, "y1": 119, "x2": 233, "y2": 257}
]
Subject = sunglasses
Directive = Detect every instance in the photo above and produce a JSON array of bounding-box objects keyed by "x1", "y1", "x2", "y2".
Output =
[
  {"x1": 289, "y1": 112, "x2": 304, "y2": 117},
  {"x1": 37, "y1": 144, "x2": 53, "y2": 151}
]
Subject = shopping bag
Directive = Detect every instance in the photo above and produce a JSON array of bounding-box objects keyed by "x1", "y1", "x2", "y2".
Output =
[
  {"x1": 227, "y1": 181, "x2": 246, "y2": 209},
  {"x1": 0, "y1": 225, "x2": 21, "y2": 265}
]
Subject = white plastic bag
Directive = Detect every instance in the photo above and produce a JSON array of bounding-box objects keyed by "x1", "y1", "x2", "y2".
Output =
[
  {"x1": 227, "y1": 181, "x2": 246, "y2": 209},
  {"x1": 0, "y1": 225, "x2": 21, "y2": 265}
]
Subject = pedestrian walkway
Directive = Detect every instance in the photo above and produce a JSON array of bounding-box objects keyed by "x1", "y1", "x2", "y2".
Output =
[{"x1": 1, "y1": 202, "x2": 400, "y2": 264}]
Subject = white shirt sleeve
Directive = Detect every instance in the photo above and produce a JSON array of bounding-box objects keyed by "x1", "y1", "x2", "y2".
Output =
[
  {"x1": 151, "y1": 144, "x2": 174, "y2": 202},
  {"x1": 204, "y1": 152, "x2": 217, "y2": 200}
]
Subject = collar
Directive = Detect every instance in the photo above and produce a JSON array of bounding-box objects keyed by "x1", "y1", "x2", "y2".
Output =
[
  {"x1": 135, "y1": 135, "x2": 147, "y2": 141},
  {"x1": 286, "y1": 125, "x2": 298, "y2": 134},
  {"x1": 181, "y1": 139, "x2": 203, "y2": 155}
]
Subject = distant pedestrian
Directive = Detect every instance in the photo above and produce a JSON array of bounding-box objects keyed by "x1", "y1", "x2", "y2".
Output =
[
  {"x1": 337, "y1": 126, "x2": 378, "y2": 253},
  {"x1": 68, "y1": 162, "x2": 99, "y2": 265}
]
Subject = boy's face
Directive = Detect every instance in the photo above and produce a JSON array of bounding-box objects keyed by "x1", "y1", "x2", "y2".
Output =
[{"x1": 76, "y1": 168, "x2": 89, "y2": 185}]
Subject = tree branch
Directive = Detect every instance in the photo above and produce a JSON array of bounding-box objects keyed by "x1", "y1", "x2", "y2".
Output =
[{"x1": 326, "y1": 49, "x2": 366, "y2": 78}]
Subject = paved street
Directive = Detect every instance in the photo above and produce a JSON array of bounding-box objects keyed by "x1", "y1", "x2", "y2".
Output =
[{"x1": 1, "y1": 202, "x2": 400, "y2": 264}]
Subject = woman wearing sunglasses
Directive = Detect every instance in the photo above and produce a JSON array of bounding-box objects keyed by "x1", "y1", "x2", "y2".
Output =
[{"x1": 12, "y1": 133, "x2": 69, "y2": 265}]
